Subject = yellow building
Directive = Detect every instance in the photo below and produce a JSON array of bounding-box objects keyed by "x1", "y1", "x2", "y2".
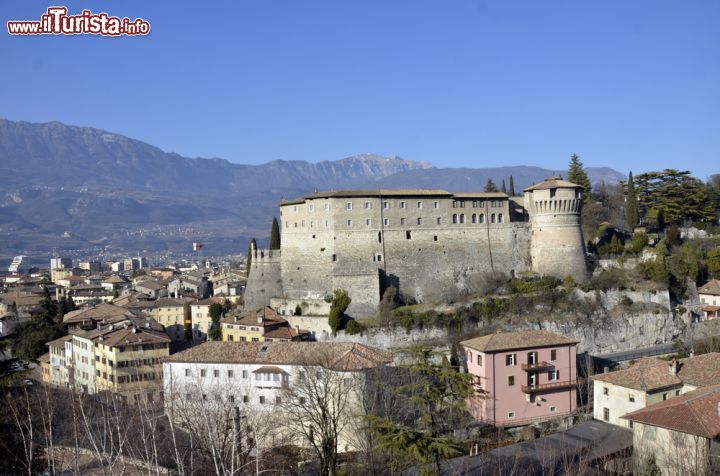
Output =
[
  {"x1": 221, "y1": 306, "x2": 311, "y2": 343},
  {"x1": 125, "y1": 297, "x2": 193, "y2": 341},
  {"x1": 92, "y1": 320, "x2": 171, "y2": 402}
]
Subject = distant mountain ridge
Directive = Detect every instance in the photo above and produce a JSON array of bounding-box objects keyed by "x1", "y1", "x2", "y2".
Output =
[{"x1": 0, "y1": 119, "x2": 624, "y2": 257}]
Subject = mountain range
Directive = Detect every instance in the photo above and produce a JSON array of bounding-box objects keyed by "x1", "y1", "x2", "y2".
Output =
[{"x1": 0, "y1": 119, "x2": 624, "y2": 260}]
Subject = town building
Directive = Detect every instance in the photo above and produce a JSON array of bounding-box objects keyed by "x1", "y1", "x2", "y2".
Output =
[
  {"x1": 699, "y1": 279, "x2": 720, "y2": 321},
  {"x1": 623, "y1": 384, "x2": 720, "y2": 475},
  {"x1": 134, "y1": 279, "x2": 168, "y2": 299},
  {"x1": 50, "y1": 257, "x2": 72, "y2": 270},
  {"x1": 123, "y1": 297, "x2": 194, "y2": 341},
  {"x1": 8, "y1": 255, "x2": 30, "y2": 274},
  {"x1": 163, "y1": 341, "x2": 393, "y2": 451},
  {"x1": 461, "y1": 330, "x2": 579, "y2": 426},
  {"x1": 190, "y1": 297, "x2": 226, "y2": 342},
  {"x1": 78, "y1": 261, "x2": 103, "y2": 272},
  {"x1": 62, "y1": 303, "x2": 143, "y2": 330},
  {"x1": 221, "y1": 306, "x2": 311, "y2": 342},
  {"x1": 245, "y1": 179, "x2": 588, "y2": 317},
  {"x1": 591, "y1": 352, "x2": 720, "y2": 428}
]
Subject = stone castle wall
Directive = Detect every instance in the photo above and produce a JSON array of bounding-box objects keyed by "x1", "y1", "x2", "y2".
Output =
[{"x1": 246, "y1": 186, "x2": 588, "y2": 316}]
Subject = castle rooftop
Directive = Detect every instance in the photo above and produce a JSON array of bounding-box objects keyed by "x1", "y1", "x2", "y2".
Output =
[
  {"x1": 523, "y1": 177, "x2": 582, "y2": 192},
  {"x1": 281, "y1": 189, "x2": 509, "y2": 205}
]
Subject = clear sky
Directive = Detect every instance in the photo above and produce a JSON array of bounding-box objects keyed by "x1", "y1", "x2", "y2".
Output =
[{"x1": 2, "y1": 1, "x2": 719, "y2": 177}]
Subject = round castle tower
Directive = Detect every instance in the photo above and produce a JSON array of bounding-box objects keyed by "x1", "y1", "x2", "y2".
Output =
[{"x1": 524, "y1": 177, "x2": 588, "y2": 282}]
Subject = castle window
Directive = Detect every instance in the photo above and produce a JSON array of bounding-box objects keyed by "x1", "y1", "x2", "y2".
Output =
[
  {"x1": 324, "y1": 203, "x2": 330, "y2": 210},
  {"x1": 460, "y1": 201, "x2": 466, "y2": 208},
  {"x1": 491, "y1": 214, "x2": 496, "y2": 223},
  {"x1": 480, "y1": 214, "x2": 485, "y2": 223},
  {"x1": 347, "y1": 219, "x2": 352, "y2": 227},
  {"x1": 437, "y1": 217, "x2": 441, "y2": 225},
  {"x1": 417, "y1": 217, "x2": 422, "y2": 225},
  {"x1": 498, "y1": 213, "x2": 504, "y2": 223},
  {"x1": 459, "y1": 214, "x2": 465, "y2": 224},
  {"x1": 309, "y1": 204, "x2": 314, "y2": 212},
  {"x1": 310, "y1": 221, "x2": 314, "y2": 228},
  {"x1": 406, "y1": 231, "x2": 411, "y2": 240},
  {"x1": 433, "y1": 235, "x2": 438, "y2": 241},
  {"x1": 332, "y1": 254, "x2": 337, "y2": 262},
  {"x1": 384, "y1": 218, "x2": 389, "y2": 226},
  {"x1": 378, "y1": 232, "x2": 382, "y2": 243},
  {"x1": 377, "y1": 254, "x2": 382, "y2": 261},
  {"x1": 471, "y1": 214, "x2": 477, "y2": 224},
  {"x1": 400, "y1": 218, "x2": 406, "y2": 225},
  {"x1": 452, "y1": 214, "x2": 457, "y2": 224},
  {"x1": 417, "y1": 201, "x2": 422, "y2": 209},
  {"x1": 293, "y1": 206, "x2": 297, "y2": 212},
  {"x1": 294, "y1": 222, "x2": 298, "y2": 228},
  {"x1": 452, "y1": 201, "x2": 458, "y2": 208},
  {"x1": 301, "y1": 220, "x2": 305, "y2": 227},
  {"x1": 433, "y1": 201, "x2": 439, "y2": 209},
  {"x1": 346, "y1": 202, "x2": 353, "y2": 210},
  {"x1": 383, "y1": 201, "x2": 390, "y2": 209},
  {"x1": 472, "y1": 200, "x2": 478, "y2": 208},
  {"x1": 400, "y1": 201, "x2": 407, "y2": 209},
  {"x1": 364, "y1": 201, "x2": 372, "y2": 209},
  {"x1": 285, "y1": 221, "x2": 289, "y2": 228},
  {"x1": 366, "y1": 218, "x2": 372, "y2": 226}
]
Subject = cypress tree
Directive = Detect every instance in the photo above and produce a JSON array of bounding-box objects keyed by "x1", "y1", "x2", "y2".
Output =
[
  {"x1": 501, "y1": 179, "x2": 507, "y2": 194},
  {"x1": 567, "y1": 154, "x2": 592, "y2": 202},
  {"x1": 625, "y1": 171, "x2": 639, "y2": 231},
  {"x1": 270, "y1": 217, "x2": 281, "y2": 250},
  {"x1": 509, "y1": 175, "x2": 516, "y2": 196}
]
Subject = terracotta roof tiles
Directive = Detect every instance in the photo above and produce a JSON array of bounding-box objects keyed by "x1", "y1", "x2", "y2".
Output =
[{"x1": 461, "y1": 330, "x2": 577, "y2": 353}]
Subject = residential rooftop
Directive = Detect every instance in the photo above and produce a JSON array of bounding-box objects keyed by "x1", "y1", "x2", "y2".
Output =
[
  {"x1": 165, "y1": 341, "x2": 393, "y2": 371},
  {"x1": 523, "y1": 176, "x2": 582, "y2": 192},
  {"x1": 699, "y1": 279, "x2": 720, "y2": 296},
  {"x1": 622, "y1": 384, "x2": 720, "y2": 438},
  {"x1": 461, "y1": 330, "x2": 577, "y2": 353}
]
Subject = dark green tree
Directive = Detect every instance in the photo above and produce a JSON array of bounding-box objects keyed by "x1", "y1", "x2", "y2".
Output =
[
  {"x1": 270, "y1": 217, "x2": 281, "y2": 250},
  {"x1": 367, "y1": 347, "x2": 477, "y2": 475},
  {"x1": 625, "y1": 171, "x2": 639, "y2": 230},
  {"x1": 328, "y1": 289, "x2": 351, "y2": 334},
  {"x1": 207, "y1": 303, "x2": 224, "y2": 340},
  {"x1": 484, "y1": 179, "x2": 498, "y2": 193},
  {"x1": 567, "y1": 154, "x2": 592, "y2": 202},
  {"x1": 634, "y1": 169, "x2": 714, "y2": 227},
  {"x1": 508, "y1": 175, "x2": 516, "y2": 196},
  {"x1": 501, "y1": 179, "x2": 507, "y2": 194}
]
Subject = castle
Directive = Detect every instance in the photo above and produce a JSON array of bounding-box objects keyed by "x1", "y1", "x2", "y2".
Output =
[{"x1": 245, "y1": 177, "x2": 588, "y2": 317}]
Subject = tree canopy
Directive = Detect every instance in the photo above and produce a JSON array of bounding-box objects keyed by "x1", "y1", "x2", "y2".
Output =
[
  {"x1": 567, "y1": 154, "x2": 592, "y2": 202},
  {"x1": 634, "y1": 169, "x2": 715, "y2": 228},
  {"x1": 270, "y1": 217, "x2": 281, "y2": 250},
  {"x1": 484, "y1": 179, "x2": 498, "y2": 193}
]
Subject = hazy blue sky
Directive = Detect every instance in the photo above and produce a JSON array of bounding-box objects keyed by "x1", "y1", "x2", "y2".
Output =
[{"x1": 2, "y1": 1, "x2": 719, "y2": 177}]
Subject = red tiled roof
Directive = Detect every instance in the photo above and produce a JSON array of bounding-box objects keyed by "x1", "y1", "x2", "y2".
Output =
[
  {"x1": 461, "y1": 330, "x2": 577, "y2": 353},
  {"x1": 699, "y1": 279, "x2": 720, "y2": 296},
  {"x1": 165, "y1": 341, "x2": 393, "y2": 371},
  {"x1": 592, "y1": 358, "x2": 682, "y2": 392},
  {"x1": 523, "y1": 177, "x2": 582, "y2": 192},
  {"x1": 623, "y1": 384, "x2": 720, "y2": 438}
]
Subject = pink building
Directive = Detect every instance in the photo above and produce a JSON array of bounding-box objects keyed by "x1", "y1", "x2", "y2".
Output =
[{"x1": 462, "y1": 330, "x2": 579, "y2": 426}]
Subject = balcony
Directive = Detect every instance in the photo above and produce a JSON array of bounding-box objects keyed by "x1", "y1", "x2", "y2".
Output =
[
  {"x1": 521, "y1": 361, "x2": 554, "y2": 371},
  {"x1": 521, "y1": 378, "x2": 584, "y2": 394}
]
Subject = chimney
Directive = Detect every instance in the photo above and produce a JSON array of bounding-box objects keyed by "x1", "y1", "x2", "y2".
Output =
[{"x1": 670, "y1": 359, "x2": 678, "y2": 375}]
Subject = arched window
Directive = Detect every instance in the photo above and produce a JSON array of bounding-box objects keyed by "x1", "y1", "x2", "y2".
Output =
[
  {"x1": 460, "y1": 214, "x2": 465, "y2": 224},
  {"x1": 471, "y1": 214, "x2": 477, "y2": 224},
  {"x1": 452, "y1": 214, "x2": 458, "y2": 224},
  {"x1": 491, "y1": 213, "x2": 496, "y2": 223},
  {"x1": 479, "y1": 213, "x2": 485, "y2": 223},
  {"x1": 498, "y1": 213, "x2": 504, "y2": 223}
]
